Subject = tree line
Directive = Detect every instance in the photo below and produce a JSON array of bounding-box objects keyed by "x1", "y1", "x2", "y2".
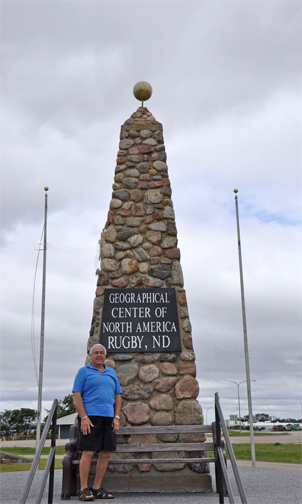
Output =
[
  {"x1": 0, "y1": 394, "x2": 76, "y2": 438},
  {"x1": 239, "y1": 413, "x2": 302, "y2": 423}
]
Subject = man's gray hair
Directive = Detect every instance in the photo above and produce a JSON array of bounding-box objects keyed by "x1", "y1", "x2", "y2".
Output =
[{"x1": 89, "y1": 343, "x2": 107, "y2": 356}]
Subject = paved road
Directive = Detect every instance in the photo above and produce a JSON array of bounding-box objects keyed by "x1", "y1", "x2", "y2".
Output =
[
  {"x1": 226, "y1": 430, "x2": 302, "y2": 444},
  {"x1": 0, "y1": 440, "x2": 67, "y2": 448},
  {"x1": 1, "y1": 464, "x2": 301, "y2": 504}
]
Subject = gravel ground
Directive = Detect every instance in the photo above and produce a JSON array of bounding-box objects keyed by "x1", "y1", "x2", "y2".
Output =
[{"x1": 1, "y1": 464, "x2": 301, "y2": 504}]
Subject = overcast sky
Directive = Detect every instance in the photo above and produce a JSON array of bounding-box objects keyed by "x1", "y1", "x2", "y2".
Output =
[{"x1": 1, "y1": 0, "x2": 301, "y2": 425}]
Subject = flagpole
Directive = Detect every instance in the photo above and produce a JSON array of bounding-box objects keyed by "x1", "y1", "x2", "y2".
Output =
[
  {"x1": 36, "y1": 187, "x2": 49, "y2": 450},
  {"x1": 234, "y1": 188, "x2": 256, "y2": 467}
]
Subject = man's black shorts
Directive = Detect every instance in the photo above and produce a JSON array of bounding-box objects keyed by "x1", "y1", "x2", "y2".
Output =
[{"x1": 78, "y1": 416, "x2": 116, "y2": 452}]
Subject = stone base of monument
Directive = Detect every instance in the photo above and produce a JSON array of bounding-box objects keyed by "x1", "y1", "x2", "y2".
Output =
[{"x1": 84, "y1": 467, "x2": 213, "y2": 493}]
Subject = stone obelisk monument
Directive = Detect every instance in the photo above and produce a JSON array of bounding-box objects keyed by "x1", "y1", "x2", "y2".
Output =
[{"x1": 86, "y1": 82, "x2": 211, "y2": 492}]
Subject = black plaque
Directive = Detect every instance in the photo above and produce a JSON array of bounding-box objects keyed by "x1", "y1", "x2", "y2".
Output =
[{"x1": 100, "y1": 288, "x2": 181, "y2": 353}]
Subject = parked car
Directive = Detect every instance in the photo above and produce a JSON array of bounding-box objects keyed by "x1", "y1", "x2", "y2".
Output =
[{"x1": 271, "y1": 425, "x2": 286, "y2": 432}]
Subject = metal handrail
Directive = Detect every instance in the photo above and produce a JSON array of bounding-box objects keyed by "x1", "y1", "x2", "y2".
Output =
[
  {"x1": 215, "y1": 392, "x2": 248, "y2": 504},
  {"x1": 20, "y1": 399, "x2": 58, "y2": 504},
  {"x1": 217, "y1": 447, "x2": 235, "y2": 503}
]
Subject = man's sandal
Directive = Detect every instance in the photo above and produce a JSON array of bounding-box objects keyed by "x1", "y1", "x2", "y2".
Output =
[
  {"x1": 91, "y1": 487, "x2": 114, "y2": 499},
  {"x1": 78, "y1": 487, "x2": 94, "y2": 501}
]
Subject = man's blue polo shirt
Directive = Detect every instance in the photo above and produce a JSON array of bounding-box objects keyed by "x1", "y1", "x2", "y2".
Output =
[{"x1": 72, "y1": 363, "x2": 122, "y2": 417}]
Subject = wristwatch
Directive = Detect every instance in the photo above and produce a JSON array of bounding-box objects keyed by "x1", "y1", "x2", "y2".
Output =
[{"x1": 114, "y1": 415, "x2": 120, "y2": 420}]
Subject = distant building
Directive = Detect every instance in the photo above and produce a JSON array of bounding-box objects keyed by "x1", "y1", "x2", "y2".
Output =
[
  {"x1": 229, "y1": 415, "x2": 238, "y2": 425},
  {"x1": 56, "y1": 413, "x2": 77, "y2": 439}
]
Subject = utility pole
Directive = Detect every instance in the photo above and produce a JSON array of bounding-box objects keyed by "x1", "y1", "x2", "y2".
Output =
[
  {"x1": 234, "y1": 189, "x2": 256, "y2": 467},
  {"x1": 36, "y1": 187, "x2": 48, "y2": 450}
]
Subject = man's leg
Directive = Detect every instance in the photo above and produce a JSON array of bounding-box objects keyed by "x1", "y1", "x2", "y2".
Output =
[
  {"x1": 79, "y1": 450, "x2": 94, "y2": 490},
  {"x1": 93, "y1": 451, "x2": 112, "y2": 495}
]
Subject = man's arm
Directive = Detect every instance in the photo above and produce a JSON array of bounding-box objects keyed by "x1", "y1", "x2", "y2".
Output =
[
  {"x1": 112, "y1": 394, "x2": 122, "y2": 433},
  {"x1": 73, "y1": 392, "x2": 94, "y2": 434}
]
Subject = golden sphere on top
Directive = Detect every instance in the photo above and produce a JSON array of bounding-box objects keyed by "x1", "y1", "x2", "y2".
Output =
[
  {"x1": 233, "y1": 188, "x2": 238, "y2": 193},
  {"x1": 44, "y1": 186, "x2": 49, "y2": 191},
  {"x1": 133, "y1": 81, "x2": 152, "y2": 102}
]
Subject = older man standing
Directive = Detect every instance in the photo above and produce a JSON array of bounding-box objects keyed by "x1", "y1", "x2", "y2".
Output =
[{"x1": 73, "y1": 344, "x2": 122, "y2": 501}]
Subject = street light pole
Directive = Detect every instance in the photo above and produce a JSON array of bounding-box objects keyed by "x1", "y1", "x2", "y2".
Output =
[
  {"x1": 36, "y1": 187, "x2": 49, "y2": 450},
  {"x1": 233, "y1": 189, "x2": 256, "y2": 467},
  {"x1": 225, "y1": 379, "x2": 256, "y2": 433},
  {"x1": 206, "y1": 406, "x2": 214, "y2": 425}
]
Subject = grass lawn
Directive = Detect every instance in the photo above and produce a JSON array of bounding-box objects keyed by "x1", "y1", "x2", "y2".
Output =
[
  {"x1": 0, "y1": 446, "x2": 65, "y2": 456},
  {"x1": 228, "y1": 443, "x2": 301, "y2": 464},
  {"x1": 203, "y1": 442, "x2": 301, "y2": 465},
  {"x1": 0, "y1": 458, "x2": 63, "y2": 473}
]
